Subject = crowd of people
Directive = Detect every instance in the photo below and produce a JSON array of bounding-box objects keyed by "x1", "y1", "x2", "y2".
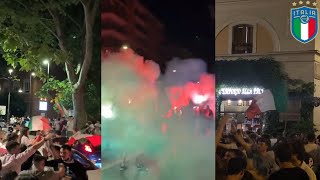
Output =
[
  {"x1": 5, "y1": 116, "x2": 101, "y2": 137},
  {"x1": 216, "y1": 114, "x2": 320, "y2": 180},
  {"x1": 0, "y1": 115, "x2": 101, "y2": 180}
]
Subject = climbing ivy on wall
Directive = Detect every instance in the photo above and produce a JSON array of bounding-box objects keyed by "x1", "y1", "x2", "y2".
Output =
[
  {"x1": 212, "y1": 57, "x2": 288, "y2": 119},
  {"x1": 211, "y1": 57, "x2": 316, "y2": 135}
]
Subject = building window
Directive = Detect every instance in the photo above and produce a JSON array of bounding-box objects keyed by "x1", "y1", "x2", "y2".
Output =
[
  {"x1": 13, "y1": 84, "x2": 19, "y2": 92},
  {"x1": 23, "y1": 80, "x2": 30, "y2": 93},
  {"x1": 237, "y1": 100, "x2": 243, "y2": 106},
  {"x1": 232, "y1": 24, "x2": 253, "y2": 54},
  {"x1": 227, "y1": 100, "x2": 231, "y2": 106}
]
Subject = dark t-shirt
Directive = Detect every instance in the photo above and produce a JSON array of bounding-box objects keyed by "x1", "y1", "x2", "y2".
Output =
[
  {"x1": 46, "y1": 159, "x2": 88, "y2": 180},
  {"x1": 268, "y1": 167, "x2": 309, "y2": 180},
  {"x1": 21, "y1": 151, "x2": 41, "y2": 171}
]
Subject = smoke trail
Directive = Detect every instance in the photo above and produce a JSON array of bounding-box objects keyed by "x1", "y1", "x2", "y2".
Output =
[{"x1": 102, "y1": 49, "x2": 215, "y2": 180}]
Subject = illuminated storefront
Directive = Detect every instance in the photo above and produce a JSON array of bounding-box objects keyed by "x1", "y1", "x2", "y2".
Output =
[{"x1": 218, "y1": 87, "x2": 264, "y2": 131}]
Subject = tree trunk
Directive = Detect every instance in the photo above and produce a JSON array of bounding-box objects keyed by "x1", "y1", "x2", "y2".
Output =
[
  {"x1": 51, "y1": 1, "x2": 99, "y2": 129},
  {"x1": 73, "y1": 84, "x2": 87, "y2": 129}
]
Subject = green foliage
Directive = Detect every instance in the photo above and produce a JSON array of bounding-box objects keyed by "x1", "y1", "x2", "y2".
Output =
[
  {"x1": 0, "y1": 0, "x2": 99, "y2": 81},
  {"x1": 85, "y1": 82, "x2": 100, "y2": 121},
  {"x1": 288, "y1": 80, "x2": 314, "y2": 121},
  {"x1": 286, "y1": 120, "x2": 316, "y2": 136},
  {"x1": 214, "y1": 57, "x2": 316, "y2": 135},
  {"x1": 214, "y1": 57, "x2": 289, "y2": 117},
  {"x1": 214, "y1": 57, "x2": 287, "y2": 88},
  {"x1": 35, "y1": 78, "x2": 73, "y2": 109},
  {"x1": 263, "y1": 111, "x2": 283, "y2": 136},
  {"x1": 0, "y1": 0, "x2": 72, "y2": 76},
  {"x1": 36, "y1": 77, "x2": 100, "y2": 120},
  {"x1": 263, "y1": 111, "x2": 316, "y2": 137},
  {"x1": 0, "y1": 1, "x2": 101, "y2": 124},
  {"x1": 263, "y1": 80, "x2": 316, "y2": 136}
]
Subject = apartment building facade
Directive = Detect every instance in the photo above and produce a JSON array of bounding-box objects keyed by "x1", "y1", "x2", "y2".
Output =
[
  {"x1": 102, "y1": 0, "x2": 164, "y2": 60},
  {"x1": 215, "y1": 0, "x2": 320, "y2": 130}
]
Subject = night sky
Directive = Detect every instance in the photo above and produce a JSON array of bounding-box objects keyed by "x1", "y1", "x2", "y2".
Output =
[{"x1": 141, "y1": 0, "x2": 214, "y2": 62}]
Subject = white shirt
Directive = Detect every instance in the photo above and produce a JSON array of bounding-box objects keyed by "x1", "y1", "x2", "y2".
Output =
[
  {"x1": 95, "y1": 122, "x2": 101, "y2": 128},
  {"x1": 0, "y1": 142, "x2": 6, "y2": 149},
  {"x1": 10, "y1": 118, "x2": 15, "y2": 125},
  {"x1": 270, "y1": 138, "x2": 277, "y2": 147},
  {"x1": 0, "y1": 147, "x2": 36, "y2": 176},
  {"x1": 20, "y1": 136, "x2": 32, "y2": 147},
  {"x1": 55, "y1": 120, "x2": 60, "y2": 130},
  {"x1": 67, "y1": 120, "x2": 74, "y2": 131}
]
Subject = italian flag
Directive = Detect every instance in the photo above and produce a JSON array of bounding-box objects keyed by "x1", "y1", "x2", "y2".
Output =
[
  {"x1": 293, "y1": 18, "x2": 316, "y2": 41},
  {"x1": 28, "y1": 116, "x2": 52, "y2": 131},
  {"x1": 54, "y1": 98, "x2": 68, "y2": 117},
  {"x1": 246, "y1": 89, "x2": 276, "y2": 119}
]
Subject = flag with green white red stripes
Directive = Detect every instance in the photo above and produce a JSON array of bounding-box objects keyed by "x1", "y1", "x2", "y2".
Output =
[{"x1": 291, "y1": 6, "x2": 318, "y2": 44}]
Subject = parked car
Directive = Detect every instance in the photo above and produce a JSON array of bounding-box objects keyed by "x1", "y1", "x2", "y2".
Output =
[
  {"x1": 53, "y1": 144, "x2": 100, "y2": 179},
  {"x1": 50, "y1": 135, "x2": 101, "y2": 168},
  {"x1": 70, "y1": 136, "x2": 101, "y2": 168},
  {"x1": 0, "y1": 118, "x2": 6, "y2": 128}
]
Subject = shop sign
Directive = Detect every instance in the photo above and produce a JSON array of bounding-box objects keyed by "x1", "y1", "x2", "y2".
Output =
[{"x1": 219, "y1": 87, "x2": 264, "y2": 96}]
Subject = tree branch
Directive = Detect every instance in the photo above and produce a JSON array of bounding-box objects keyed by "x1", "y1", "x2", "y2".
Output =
[
  {"x1": 90, "y1": 0, "x2": 100, "y2": 25},
  {"x1": 79, "y1": 0, "x2": 90, "y2": 6},
  {"x1": 76, "y1": 1, "x2": 94, "y2": 89},
  {"x1": 50, "y1": 10, "x2": 78, "y2": 85},
  {"x1": 55, "y1": 1, "x2": 82, "y2": 30},
  {"x1": 65, "y1": 12, "x2": 82, "y2": 30},
  {"x1": 39, "y1": 0, "x2": 81, "y2": 84},
  {"x1": 13, "y1": 0, "x2": 59, "y2": 40}
]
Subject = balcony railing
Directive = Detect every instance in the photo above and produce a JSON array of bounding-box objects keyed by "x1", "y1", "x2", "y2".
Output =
[
  {"x1": 232, "y1": 43, "x2": 253, "y2": 54},
  {"x1": 216, "y1": 50, "x2": 319, "y2": 60}
]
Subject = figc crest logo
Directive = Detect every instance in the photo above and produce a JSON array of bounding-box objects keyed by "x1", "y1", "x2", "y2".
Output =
[{"x1": 290, "y1": 1, "x2": 318, "y2": 44}]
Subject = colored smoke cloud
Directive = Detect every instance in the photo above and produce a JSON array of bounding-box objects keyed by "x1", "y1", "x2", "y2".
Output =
[{"x1": 102, "y1": 49, "x2": 215, "y2": 179}]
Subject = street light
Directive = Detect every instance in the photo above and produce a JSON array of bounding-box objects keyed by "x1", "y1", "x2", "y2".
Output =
[
  {"x1": 43, "y1": 59, "x2": 50, "y2": 75},
  {"x1": 3, "y1": 69, "x2": 14, "y2": 123},
  {"x1": 42, "y1": 60, "x2": 49, "y2": 118},
  {"x1": 121, "y1": 45, "x2": 128, "y2": 50},
  {"x1": 29, "y1": 72, "x2": 35, "y2": 116},
  {"x1": 8, "y1": 69, "x2": 13, "y2": 75}
]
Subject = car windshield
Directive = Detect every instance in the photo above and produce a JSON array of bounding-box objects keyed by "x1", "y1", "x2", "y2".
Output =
[{"x1": 72, "y1": 151, "x2": 96, "y2": 170}]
